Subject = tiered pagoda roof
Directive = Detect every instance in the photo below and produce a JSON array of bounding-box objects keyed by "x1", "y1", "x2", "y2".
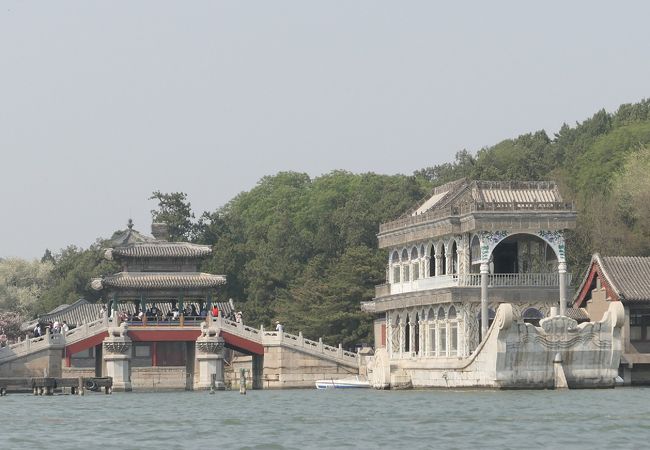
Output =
[
  {"x1": 91, "y1": 220, "x2": 226, "y2": 295},
  {"x1": 105, "y1": 219, "x2": 212, "y2": 260}
]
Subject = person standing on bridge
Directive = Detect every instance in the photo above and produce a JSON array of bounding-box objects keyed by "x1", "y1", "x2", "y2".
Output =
[{"x1": 275, "y1": 321, "x2": 283, "y2": 333}]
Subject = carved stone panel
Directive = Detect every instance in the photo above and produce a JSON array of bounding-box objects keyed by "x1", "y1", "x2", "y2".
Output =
[
  {"x1": 103, "y1": 341, "x2": 131, "y2": 355},
  {"x1": 196, "y1": 340, "x2": 225, "y2": 354}
]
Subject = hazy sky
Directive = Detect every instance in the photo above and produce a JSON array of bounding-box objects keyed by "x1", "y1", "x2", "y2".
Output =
[{"x1": 2, "y1": 1, "x2": 649, "y2": 259}]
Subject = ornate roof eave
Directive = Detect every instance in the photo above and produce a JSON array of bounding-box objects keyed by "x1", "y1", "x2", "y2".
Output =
[
  {"x1": 105, "y1": 242, "x2": 213, "y2": 260},
  {"x1": 573, "y1": 253, "x2": 620, "y2": 307},
  {"x1": 91, "y1": 272, "x2": 227, "y2": 291}
]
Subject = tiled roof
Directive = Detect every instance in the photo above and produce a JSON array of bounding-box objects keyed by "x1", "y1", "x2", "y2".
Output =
[
  {"x1": 565, "y1": 308, "x2": 590, "y2": 321},
  {"x1": 475, "y1": 181, "x2": 561, "y2": 203},
  {"x1": 410, "y1": 179, "x2": 566, "y2": 216},
  {"x1": 111, "y1": 242, "x2": 212, "y2": 259},
  {"x1": 108, "y1": 225, "x2": 155, "y2": 247},
  {"x1": 23, "y1": 299, "x2": 235, "y2": 330},
  {"x1": 99, "y1": 272, "x2": 226, "y2": 289},
  {"x1": 599, "y1": 255, "x2": 650, "y2": 302},
  {"x1": 22, "y1": 299, "x2": 103, "y2": 330}
]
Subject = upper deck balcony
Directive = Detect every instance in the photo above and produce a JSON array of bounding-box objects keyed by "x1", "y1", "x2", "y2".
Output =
[
  {"x1": 377, "y1": 181, "x2": 576, "y2": 249},
  {"x1": 379, "y1": 200, "x2": 574, "y2": 234},
  {"x1": 376, "y1": 272, "x2": 572, "y2": 297}
]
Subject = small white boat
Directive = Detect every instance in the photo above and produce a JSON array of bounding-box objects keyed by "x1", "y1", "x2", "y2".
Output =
[{"x1": 315, "y1": 376, "x2": 370, "y2": 389}]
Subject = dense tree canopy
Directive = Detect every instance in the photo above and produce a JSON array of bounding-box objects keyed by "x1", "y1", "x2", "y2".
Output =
[{"x1": 196, "y1": 171, "x2": 427, "y2": 345}]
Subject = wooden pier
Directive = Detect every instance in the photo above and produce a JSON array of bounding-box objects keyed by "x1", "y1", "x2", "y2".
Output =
[{"x1": 0, "y1": 376, "x2": 113, "y2": 396}]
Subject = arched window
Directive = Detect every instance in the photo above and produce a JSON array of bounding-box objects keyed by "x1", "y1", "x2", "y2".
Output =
[
  {"x1": 414, "y1": 313, "x2": 420, "y2": 355},
  {"x1": 470, "y1": 235, "x2": 481, "y2": 273},
  {"x1": 448, "y1": 306, "x2": 458, "y2": 356},
  {"x1": 392, "y1": 314, "x2": 400, "y2": 354},
  {"x1": 450, "y1": 241, "x2": 458, "y2": 275},
  {"x1": 405, "y1": 314, "x2": 411, "y2": 354},
  {"x1": 411, "y1": 247, "x2": 420, "y2": 281},
  {"x1": 522, "y1": 308, "x2": 544, "y2": 327},
  {"x1": 427, "y1": 307, "x2": 436, "y2": 356},
  {"x1": 402, "y1": 249, "x2": 410, "y2": 282},
  {"x1": 392, "y1": 251, "x2": 400, "y2": 283},
  {"x1": 440, "y1": 244, "x2": 447, "y2": 275},
  {"x1": 429, "y1": 244, "x2": 436, "y2": 277},
  {"x1": 438, "y1": 307, "x2": 447, "y2": 356}
]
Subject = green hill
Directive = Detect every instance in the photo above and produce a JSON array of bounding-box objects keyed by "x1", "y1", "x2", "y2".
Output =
[{"x1": 12, "y1": 98, "x2": 650, "y2": 347}]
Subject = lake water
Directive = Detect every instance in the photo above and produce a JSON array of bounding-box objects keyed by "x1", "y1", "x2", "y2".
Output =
[{"x1": 2, "y1": 388, "x2": 649, "y2": 449}]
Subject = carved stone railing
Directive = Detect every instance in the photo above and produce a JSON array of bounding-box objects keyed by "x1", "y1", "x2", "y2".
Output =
[
  {"x1": 0, "y1": 316, "x2": 110, "y2": 364},
  {"x1": 63, "y1": 316, "x2": 110, "y2": 344},
  {"x1": 260, "y1": 330, "x2": 358, "y2": 367},
  {"x1": 0, "y1": 330, "x2": 66, "y2": 363},
  {"x1": 210, "y1": 316, "x2": 357, "y2": 367},
  {"x1": 1, "y1": 312, "x2": 358, "y2": 369},
  {"x1": 458, "y1": 273, "x2": 573, "y2": 287},
  {"x1": 210, "y1": 316, "x2": 263, "y2": 343},
  {"x1": 379, "y1": 272, "x2": 573, "y2": 296}
]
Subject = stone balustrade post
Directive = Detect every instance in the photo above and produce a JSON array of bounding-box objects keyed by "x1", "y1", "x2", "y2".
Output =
[
  {"x1": 103, "y1": 322, "x2": 132, "y2": 392},
  {"x1": 418, "y1": 320, "x2": 425, "y2": 357},
  {"x1": 338, "y1": 343, "x2": 343, "y2": 358},
  {"x1": 480, "y1": 262, "x2": 489, "y2": 339},
  {"x1": 387, "y1": 319, "x2": 393, "y2": 357},
  {"x1": 558, "y1": 262, "x2": 567, "y2": 317},
  {"x1": 318, "y1": 338, "x2": 323, "y2": 352},
  {"x1": 195, "y1": 329, "x2": 225, "y2": 391},
  {"x1": 298, "y1": 332, "x2": 304, "y2": 346}
]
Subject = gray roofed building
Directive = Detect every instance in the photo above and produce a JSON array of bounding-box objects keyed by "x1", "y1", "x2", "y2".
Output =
[
  {"x1": 573, "y1": 253, "x2": 650, "y2": 385},
  {"x1": 574, "y1": 254, "x2": 650, "y2": 306}
]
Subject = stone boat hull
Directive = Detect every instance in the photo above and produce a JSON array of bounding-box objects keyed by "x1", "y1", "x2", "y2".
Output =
[{"x1": 367, "y1": 301, "x2": 624, "y2": 389}]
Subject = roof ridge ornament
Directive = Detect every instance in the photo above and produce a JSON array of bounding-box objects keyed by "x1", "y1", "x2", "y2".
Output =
[{"x1": 127, "y1": 218, "x2": 134, "y2": 230}]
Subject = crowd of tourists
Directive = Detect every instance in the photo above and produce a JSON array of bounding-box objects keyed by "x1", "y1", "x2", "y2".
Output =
[
  {"x1": 32, "y1": 320, "x2": 70, "y2": 337},
  {"x1": 100, "y1": 303, "x2": 245, "y2": 324}
]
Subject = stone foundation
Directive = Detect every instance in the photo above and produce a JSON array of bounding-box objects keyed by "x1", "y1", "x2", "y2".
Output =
[
  {"x1": 262, "y1": 345, "x2": 358, "y2": 389},
  {"x1": 367, "y1": 301, "x2": 624, "y2": 389}
]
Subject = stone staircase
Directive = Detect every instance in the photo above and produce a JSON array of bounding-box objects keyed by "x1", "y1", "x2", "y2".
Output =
[
  {"x1": 0, "y1": 316, "x2": 109, "y2": 365},
  {"x1": 210, "y1": 316, "x2": 359, "y2": 369}
]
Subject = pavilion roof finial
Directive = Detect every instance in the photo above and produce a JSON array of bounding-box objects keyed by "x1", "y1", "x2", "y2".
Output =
[{"x1": 127, "y1": 218, "x2": 134, "y2": 230}]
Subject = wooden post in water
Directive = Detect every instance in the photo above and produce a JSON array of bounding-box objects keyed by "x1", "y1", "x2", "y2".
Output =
[
  {"x1": 239, "y1": 368, "x2": 246, "y2": 395},
  {"x1": 78, "y1": 377, "x2": 85, "y2": 396},
  {"x1": 209, "y1": 373, "x2": 216, "y2": 394}
]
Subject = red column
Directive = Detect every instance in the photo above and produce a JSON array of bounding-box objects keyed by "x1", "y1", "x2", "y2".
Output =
[{"x1": 152, "y1": 342, "x2": 158, "y2": 367}]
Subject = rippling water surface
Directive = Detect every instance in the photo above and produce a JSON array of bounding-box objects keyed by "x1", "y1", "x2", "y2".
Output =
[{"x1": 2, "y1": 388, "x2": 649, "y2": 449}]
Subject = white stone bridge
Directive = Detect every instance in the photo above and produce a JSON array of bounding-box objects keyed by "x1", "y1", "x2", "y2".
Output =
[{"x1": 0, "y1": 314, "x2": 359, "y2": 389}]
